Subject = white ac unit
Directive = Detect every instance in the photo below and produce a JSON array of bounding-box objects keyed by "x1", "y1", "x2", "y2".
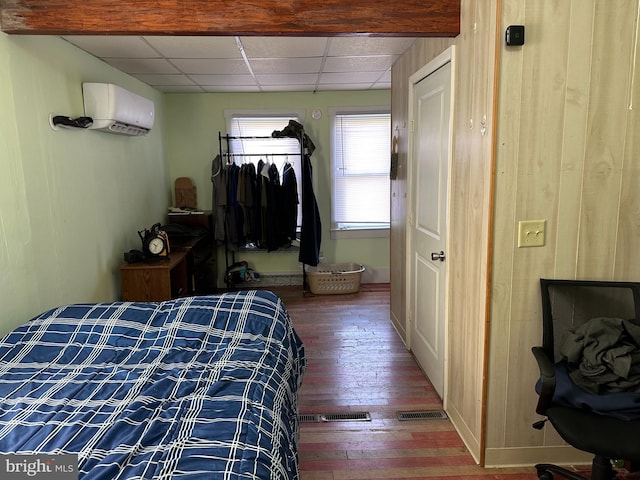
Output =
[{"x1": 82, "y1": 83, "x2": 155, "y2": 136}]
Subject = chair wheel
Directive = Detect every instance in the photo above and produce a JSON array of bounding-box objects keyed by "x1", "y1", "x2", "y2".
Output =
[{"x1": 536, "y1": 467, "x2": 553, "y2": 480}]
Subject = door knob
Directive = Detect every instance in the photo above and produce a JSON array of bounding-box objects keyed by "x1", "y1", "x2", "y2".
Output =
[{"x1": 431, "y1": 251, "x2": 446, "y2": 262}]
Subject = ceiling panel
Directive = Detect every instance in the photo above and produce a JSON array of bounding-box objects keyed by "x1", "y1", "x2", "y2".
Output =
[
  {"x1": 240, "y1": 37, "x2": 329, "y2": 58},
  {"x1": 62, "y1": 35, "x2": 417, "y2": 93},
  {"x1": 144, "y1": 36, "x2": 242, "y2": 59},
  {"x1": 327, "y1": 37, "x2": 416, "y2": 56},
  {"x1": 105, "y1": 58, "x2": 179, "y2": 75},
  {"x1": 323, "y1": 55, "x2": 398, "y2": 72},
  {"x1": 250, "y1": 58, "x2": 324, "y2": 75},
  {"x1": 188, "y1": 74, "x2": 257, "y2": 87},
  {"x1": 170, "y1": 59, "x2": 250, "y2": 75}
]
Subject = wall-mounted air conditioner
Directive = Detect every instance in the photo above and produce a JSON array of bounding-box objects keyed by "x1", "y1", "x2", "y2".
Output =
[{"x1": 82, "y1": 83, "x2": 155, "y2": 136}]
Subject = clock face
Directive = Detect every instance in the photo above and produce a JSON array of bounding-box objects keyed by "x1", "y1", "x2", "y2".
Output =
[{"x1": 148, "y1": 237, "x2": 165, "y2": 255}]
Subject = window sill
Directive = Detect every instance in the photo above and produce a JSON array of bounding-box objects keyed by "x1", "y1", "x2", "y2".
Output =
[{"x1": 330, "y1": 228, "x2": 389, "y2": 240}]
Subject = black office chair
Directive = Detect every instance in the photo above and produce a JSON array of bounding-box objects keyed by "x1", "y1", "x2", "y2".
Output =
[{"x1": 532, "y1": 279, "x2": 640, "y2": 480}]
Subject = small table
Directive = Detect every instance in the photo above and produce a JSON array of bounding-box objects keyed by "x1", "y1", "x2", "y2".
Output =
[{"x1": 120, "y1": 250, "x2": 188, "y2": 302}]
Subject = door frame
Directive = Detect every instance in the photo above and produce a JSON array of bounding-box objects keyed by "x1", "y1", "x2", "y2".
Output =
[{"x1": 405, "y1": 46, "x2": 456, "y2": 404}]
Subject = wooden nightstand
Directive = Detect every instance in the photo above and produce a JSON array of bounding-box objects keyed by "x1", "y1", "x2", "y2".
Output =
[{"x1": 120, "y1": 250, "x2": 188, "y2": 302}]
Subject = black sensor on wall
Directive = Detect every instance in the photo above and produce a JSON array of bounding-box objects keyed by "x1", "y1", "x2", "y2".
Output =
[{"x1": 505, "y1": 25, "x2": 525, "y2": 46}]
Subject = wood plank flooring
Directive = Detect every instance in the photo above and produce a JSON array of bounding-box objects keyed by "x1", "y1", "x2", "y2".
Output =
[{"x1": 267, "y1": 284, "x2": 621, "y2": 480}]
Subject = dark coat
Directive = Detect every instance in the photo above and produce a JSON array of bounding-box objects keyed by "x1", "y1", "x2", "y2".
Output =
[{"x1": 298, "y1": 154, "x2": 321, "y2": 266}]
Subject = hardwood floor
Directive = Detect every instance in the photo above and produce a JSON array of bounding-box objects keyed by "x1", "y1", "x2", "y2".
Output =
[{"x1": 268, "y1": 284, "x2": 623, "y2": 480}]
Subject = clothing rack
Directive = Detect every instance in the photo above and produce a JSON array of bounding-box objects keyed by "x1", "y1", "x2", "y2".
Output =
[
  {"x1": 218, "y1": 128, "x2": 311, "y2": 291},
  {"x1": 223, "y1": 152, "x2": 299, "y2": 158}
]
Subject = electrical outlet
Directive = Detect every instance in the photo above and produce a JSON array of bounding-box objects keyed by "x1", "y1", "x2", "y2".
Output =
[{"x1": 518, "y1": 220, "x2": 546, "y2": 247}]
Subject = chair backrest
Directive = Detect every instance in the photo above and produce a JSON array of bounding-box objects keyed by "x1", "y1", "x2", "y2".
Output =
[{"x1": 540, "y1": 279, "x2": 640, "y2": 363}]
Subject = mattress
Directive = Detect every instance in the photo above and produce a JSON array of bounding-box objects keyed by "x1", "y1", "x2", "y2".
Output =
[{"x1": 0, "y1": 290, "x2": 305, "y2": 479}]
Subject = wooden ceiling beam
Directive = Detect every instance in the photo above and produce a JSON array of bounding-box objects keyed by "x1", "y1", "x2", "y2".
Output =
[{"x1": 0, "y1": 0, "x2": 460, "y2": 37}]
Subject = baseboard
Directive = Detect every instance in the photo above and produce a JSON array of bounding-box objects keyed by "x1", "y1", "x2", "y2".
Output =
[
  {"x1": 361, "y1": 267, "x2": 389, "y2": 283},
  {"x1": 445, "y1": 404, "x2": 481, "y2": 464},
  {"x1": 256, "y1": 267, "x2": 389, "y2": 285},
  {"x1": 215, "y1": 271, "x2": 303, "y2": 288},
  {"x1": 390, "y1": 311, "x2": 407, "y2": 346},
  {"x1": 483, "y1": 445, "x2": 592, "y2": 468},
  {"x1": 258, "y1": 272, "x2": 303, "y2": 286},
  {"x1": 243, "y1": 267, "x2": 389, "y2": 288}
]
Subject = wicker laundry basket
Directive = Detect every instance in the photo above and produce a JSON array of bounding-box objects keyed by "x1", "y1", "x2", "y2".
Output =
[{"x1": 305, "y1": 263, "x2": 365, "y2": 295}]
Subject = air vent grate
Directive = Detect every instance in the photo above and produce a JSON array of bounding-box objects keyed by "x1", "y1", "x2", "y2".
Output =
[
  {"x1": 396, "y1": 410, "x2": 448, "y2": 421},
  {"x1": 298, "y1": 412, "x2": 372, "y2": 423},
  {"x1": 321, "y1": 412, "x2": 371, "y2": 422},
  {"x1": 298, "y1": 414, "x2": 322, "y2": 423}
]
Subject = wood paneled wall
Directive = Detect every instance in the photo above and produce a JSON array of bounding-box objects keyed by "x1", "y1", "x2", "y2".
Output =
[
  {"x1": 393, "y1": 0, "x2": 640, "y2": 468},
  {"x1": 486, "y1": 0, "x2": 640, "y2": 466},
  {"x1": 447, "y1": 0, "x2": 498, "y2": 464},
  {"x1": 390, "y1": 0, "x2": 497, "y2": 463}
]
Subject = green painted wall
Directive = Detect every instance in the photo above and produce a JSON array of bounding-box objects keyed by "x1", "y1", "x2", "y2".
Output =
[
  {"x1": 164, "y1": 91, "x2": 391, "y2": 280},
  {"x1": 0, "y1": 33, "x2": 392, "y2": 334},
  {"x1": 0, "y1": 34, "x2": 167, "y2": 335}
]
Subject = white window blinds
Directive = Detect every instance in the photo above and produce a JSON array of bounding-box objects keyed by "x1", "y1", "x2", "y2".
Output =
[{"x1": 332, "y1": 112, "x2": 391, "y2": 230}]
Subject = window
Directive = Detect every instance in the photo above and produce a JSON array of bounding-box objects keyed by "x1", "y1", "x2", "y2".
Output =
[
  {"x1": 331, "y1": 109, "x2": 391, "y2": 238},
  {"x1": 225, "y1": 112, "x2": 304, "y2": 229}
]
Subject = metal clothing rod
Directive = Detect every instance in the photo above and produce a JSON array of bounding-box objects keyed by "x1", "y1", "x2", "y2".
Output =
[
  {"x1": 222, "y1": 135, "x2": 274, "y2": 140},
  {"x1": 223, "y1": 152, "x2": 301, "y2": 157}
]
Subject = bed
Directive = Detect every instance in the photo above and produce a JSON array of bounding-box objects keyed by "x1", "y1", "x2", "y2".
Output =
[{"x1": 0, "y1": 290, "x2": 305, "y2": 479}]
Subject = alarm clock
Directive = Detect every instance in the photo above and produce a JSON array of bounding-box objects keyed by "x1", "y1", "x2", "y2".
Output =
[{"x1": 138, "y1": 223, "x2": 170, "y2": 259}]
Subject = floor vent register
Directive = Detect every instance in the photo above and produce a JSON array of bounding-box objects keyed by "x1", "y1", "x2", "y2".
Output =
[
  {"x1": 298, "y1": 412, "x2": 372, "y2": 423},
  {"x1": 396, "y1": 410, "x2": 448, "y2": 421}
]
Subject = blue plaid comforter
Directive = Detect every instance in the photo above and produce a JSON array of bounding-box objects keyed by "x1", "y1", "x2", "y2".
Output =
[{"x1": 0, "y1": 290, "x2": 305, "y2": 479}]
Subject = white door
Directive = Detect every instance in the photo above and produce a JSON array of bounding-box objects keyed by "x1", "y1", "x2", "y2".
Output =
[{"x1": 408, "y1": 50, "x2": 453, "y2": 399}]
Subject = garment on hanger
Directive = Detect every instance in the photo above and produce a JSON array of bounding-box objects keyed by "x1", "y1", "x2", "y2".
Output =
[
  {"x1": 281, "y1": 162, "x2": 299, "y2": 243},
  {"x1": 265, "y1": 162, "x2": 281, "y2": 251},
  {"x1": 226, "y1": 163, "x2": 244, "y2": 246},
  {"x1": 238, "y1": 163, "x2": 257, "y2": 244},
  {"x1": 211, "y1": 154, "x2": 225, "y2": 243},
  {"x1": 299, "y1": 153, "x2": 321, "y2": 266},
  {"x1": 257, "y1": 159, "x2": 268, "y2": 247},
  {"x1": 219, "y1": 156, "x2": 300, "y2": 252}
]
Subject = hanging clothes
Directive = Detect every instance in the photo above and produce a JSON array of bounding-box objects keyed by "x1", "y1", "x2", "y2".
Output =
[
  {"x1": 241, "y1": 163, "x2": 258, "y2": 244},
  {"x1": 298, "y1": 153, "x2": 321, "y2": 266},
  {"x1": 281, "y1": 162, "x2": 299, "y2": 243},
  {"x1": 210, "y1": 154, "x2": 225, "y2": 244},
  {"x1": 257, "y1": 160, "x2": 269, "y2": 248},
  {"x1": 272, "y1": 121, "x2": 321, "y2": 264},
  {"x1": 265, "y1": 162, "x2": 282, "y2": 251},
  {"x1": 226, "y1": 163, "x2": 244, "y2": 246},
  {"x1": 214, "y1": 123, "x2": 319, "y2": 263}
]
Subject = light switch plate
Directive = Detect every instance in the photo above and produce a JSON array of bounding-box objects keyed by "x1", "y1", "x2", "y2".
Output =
[{"x1": 518, "y1": 220, "x2": 546, "y2": 247}]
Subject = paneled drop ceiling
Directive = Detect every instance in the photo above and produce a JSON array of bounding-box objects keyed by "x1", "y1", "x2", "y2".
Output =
[{"x1": 62, "y1": 36, "x2": 418, "y2": 93}]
